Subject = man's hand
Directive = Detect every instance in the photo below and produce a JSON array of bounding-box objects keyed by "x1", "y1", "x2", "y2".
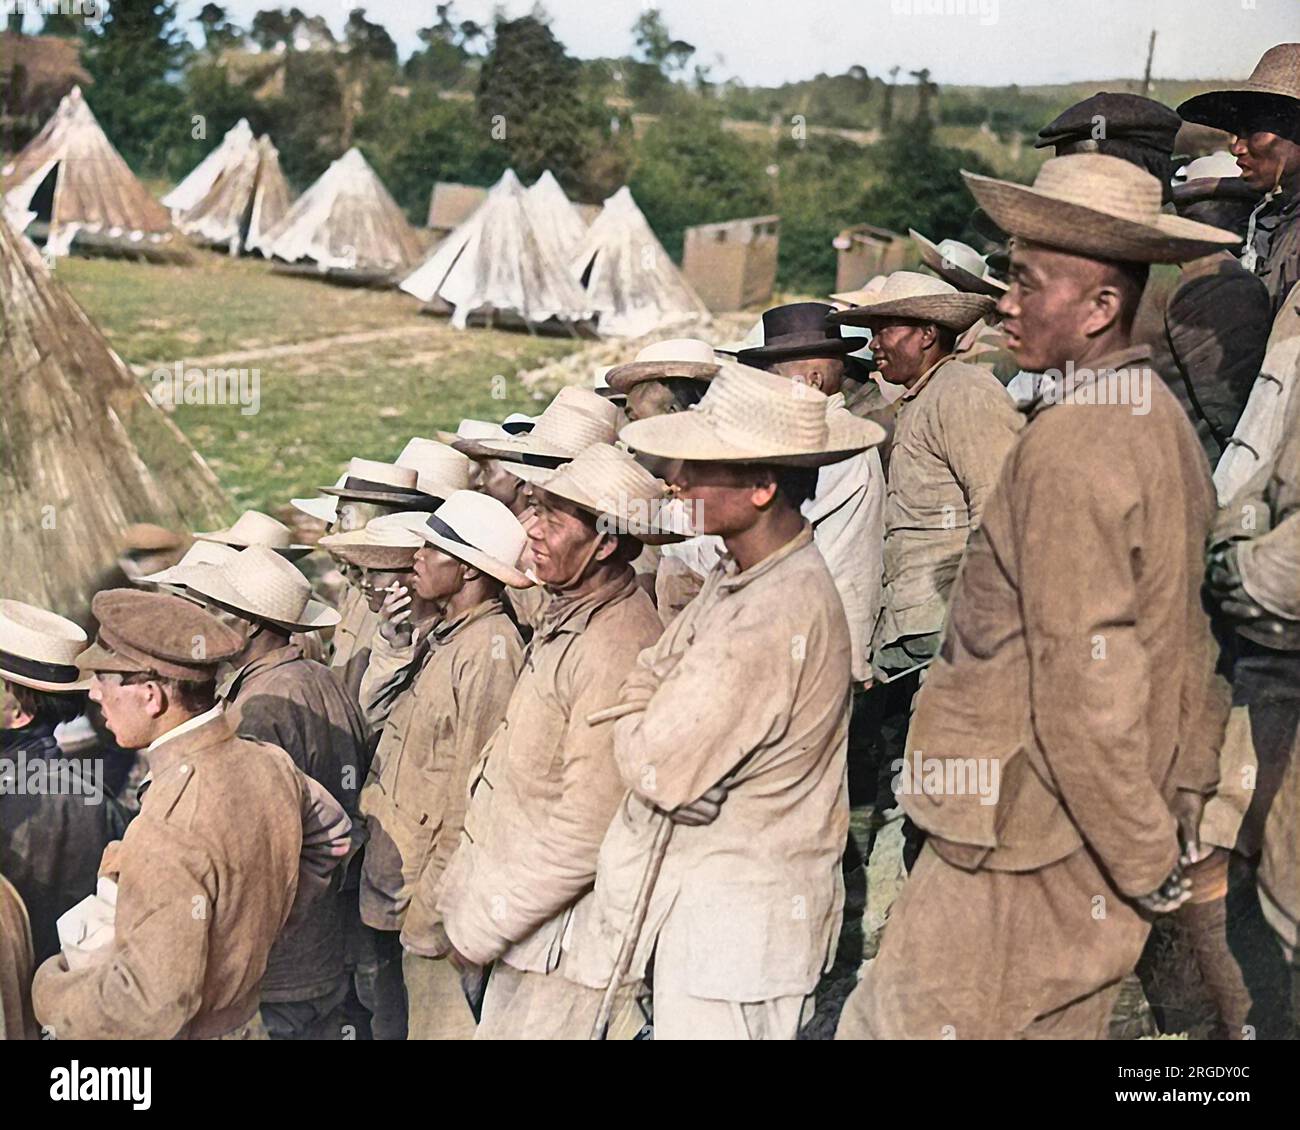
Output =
[
  {"x1": 377, "y1": 582, "x2": 414, "y2": 646},
  {"x1": 668, "y1": 785, "x2": 729, "y2": 827},
  {"x1": 1134, "y1": 862, "x2": 1192, "y2": 914},
  {"x1": 1206, "y1": 545, "x2": 1265, "y2": 621},
  {"x1": 1169, "y1": 791, "x2": 1210, "y2": 867}
]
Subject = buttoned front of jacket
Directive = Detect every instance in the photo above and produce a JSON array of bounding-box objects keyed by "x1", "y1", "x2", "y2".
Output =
[{"x1": 436, "y1": 570, "x2": 662, "y2": 979}]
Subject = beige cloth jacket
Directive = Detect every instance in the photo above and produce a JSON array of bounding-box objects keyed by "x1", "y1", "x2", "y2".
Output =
[{"x1": 437, "y1": 570, "x2": 662, "y2": 979}]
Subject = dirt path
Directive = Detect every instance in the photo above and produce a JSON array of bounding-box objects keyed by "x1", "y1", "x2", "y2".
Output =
[{"x1": 131, "y1": 322, "x2": 445, "y2": 375}]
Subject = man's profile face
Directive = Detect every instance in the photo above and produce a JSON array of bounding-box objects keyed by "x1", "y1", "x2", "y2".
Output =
[
  {"x1": 866, "y1": 322, "x2": 930, "y2": 386},
  {"x1": 88, "y1": 673, "x2": 157, "y2": 750},
  {"x1": 360, "y1": 567, "x2": 415, "y2": 612},
  {"x1": 337, "y1": 500, "x2": 393, "y2": 533},
  {"x1": 412, "y1": 545, "x2": 464, "y2": 603},
  {"x1": 527, "y1": 492, "x2": 602, "y2": 586},
  {"x1": 670, "y1": 461, "x2": 767, "y2": 538},
  {"x1": 1231, "y1": 129, "x2": 1300, "y2": 192},
  {"x1": 998, "y1": 242, "x2": 1092, "y2": 374},
  {"x1": 480, "y1": 460, "x2": 525, "y2": 508},
  {"x1": 625, "y1": 380, "x2": 678, "y2": 422}
]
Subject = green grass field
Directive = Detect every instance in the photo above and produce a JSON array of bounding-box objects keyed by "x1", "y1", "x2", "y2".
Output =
[{"x1": 58, "y1": 252, "x2": 583, "y2": 517}]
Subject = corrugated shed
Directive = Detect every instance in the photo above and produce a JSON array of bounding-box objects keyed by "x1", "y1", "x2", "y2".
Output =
[
  {"x1": 0, "y1": 214, "x2": 229, "y2": 621},
  {"x1": 401, "y1": 168, "x2": 594, "y2": 330},
  {"x1": 426, "y1": 181, "x2": 487, "y2": 231},
  {"x1": 0, "y1": 86, "x2": 180, "y2": 257},
  {"x1": 249, "y1": 147, "x2": 424, "y2": 281},
  {"x1": 571, "y1": 187, "x2": 711, "y2": 338}
]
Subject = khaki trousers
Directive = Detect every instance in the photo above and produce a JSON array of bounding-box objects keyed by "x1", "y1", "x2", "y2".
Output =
[
  {"x1": 403, "y1": 951, "x2": 477, "y2": 1040},
  {"x1": 836, "y1": 841, "x2": 1150, "y2": 1040},
  {"x1": 474, "y1": 964, "x2": 642, "y2": 1041}
]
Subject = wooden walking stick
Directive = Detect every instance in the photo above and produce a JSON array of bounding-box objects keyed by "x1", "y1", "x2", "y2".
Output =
[{"x1": 590, "y1": 810, "x2": 673, "y2": 1040}]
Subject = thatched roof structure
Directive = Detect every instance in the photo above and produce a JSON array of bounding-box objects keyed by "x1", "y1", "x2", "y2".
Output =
[
  {"x1": 249, "y1": 147, "x2": 424, "y2": 284},
  {"x1": 0, "y1": 86, "x2": 185, "y2": 260},
  {"x1": 400, "y1": 168, "x2": 594, "y2": 332},
  {"x1": 0, "y1": 214, "x2": 228, "y2": 620},
  {"x1": 165, "y1": 121, "x2": 292, "y2": 253},
  {"x1": 426, "y1": 181, "x2": 487, "y2": 233},
  {"x1": 571, "y1": 186, "x2": 710, "y2": 338},
  {"x1": 0, "y1": 32, "x2": 91, "y2": 138}
]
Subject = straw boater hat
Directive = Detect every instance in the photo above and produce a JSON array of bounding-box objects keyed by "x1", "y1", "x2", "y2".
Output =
[
  {"x1": 292, "y1": 473, "x2": 347, "y2": 525},
  {"x1": 320, "y1": 458, "x2": 441, "y2": 509},
  {"x1": 909, "y1": 229, "x2": 1007, "y2": 296},
  {"x1": 605, "y1": 338, "x2": 721, "y2": 393},
  {"x1": 593, "y1": 366, "x2": 627, "y2": 405},
  {"x1": 170, "y1": 545, "x2": 341, "y2": 632},
  {"x1": 961, "y1": 154, "x2": 1241, "y2": 264},
  {"x1": 378, "y1": 493, "x2": 534, "y2": 589},
  {"x1": 453, "y1": 387, "x2": 618, "y2": 465},
  {"x1": 829, "y1": 275, "x2": 887, "y2": 309},
  {"x1": 395, "y1": 437, "x2": 473, "y2": 500},
  {"x1": 318, "y1": 519, "x2": 426, "y2": 572},
  {"x1": 1178, "y1": 44, "x2": 1300, "y2": 142},
  {"x1": 620, "y1": 361, "x2": 885, "y2": 468},
  {"x1": 434, "y1": 419, "x2": 509, "y2": 447},
  {"x1": 514, "y1": 443, "x2": 686, "y2": 545},
  {"x1": 0, "y1": 600, "x2": 91, "y2": 692},
  {"x1": 139, "y1": 540, "x2": 241, "y2": 587},
  {"x1": 829, "y1": 271, "x2": 996, "y2": 331},
  {"x1": 194, "y1": 510, "x2": 312, "y2": 561}
]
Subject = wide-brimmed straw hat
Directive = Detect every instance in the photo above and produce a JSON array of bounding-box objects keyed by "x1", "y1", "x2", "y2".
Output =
[
  {"x1": 1178, "y1": 44, "x2": 1300, "y2": 141},
  {"x1": 606, "y1": 338, "x2": 721, "y2": 393},
  {"x1": 829, "y1": 271, "x2": 996, "y2": 331},
  {"x1": 519, "y1": 444, "x2": 686, "y2": 545},
  {"x1": 139, "y1": 540, "x2": 241, "y2": 587},
  {"x1": 169, "y1": 545, "x2": 341, "y2": 632},
  {"x1": 0, "y1": 600, "x2": 91, "y2": 692},
  {"x1": 194, "y1": 510, "x2": 312, "y2": 561},
  {"x1": 377, "y1": 494, "x2": 533, "y2": 589},
  {"x1": 593, "y1": 366, "x2": 627, "y2": 404},
  {"x1": 292, "y1": 473, "x2": 347, "y2": 525},
  {"x1": 829, "y1": 275, "x2": 888, "y2": 309},
  {"x1": 909, "y1": 229, "x2": 1007, "y2": 296},
  {"x1": 434, "y1": 419, "x2": 509, "y2": 447},
  {"x1": 454, "y1": 387, "x2": 618, "y2": 464},
  {"x1": 961, "y1": 154, "x2": 1241, "y2": 264},
  {"x1": 395, "y1": 437, "x2": 473, "y2": 501},
  {"x1": 318, "y1": 519, "x2": 425, "y2": 571},
  {"x1": 320, "y1": 458, "x2": 441, "y2": 509},
  {"x1": 620, "y1": 361, "x2": 885, "y2": 469}
]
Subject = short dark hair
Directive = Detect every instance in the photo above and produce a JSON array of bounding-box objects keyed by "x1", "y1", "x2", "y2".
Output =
[
  {"x1": 935, "y1": 325, "x2": 959, "y2": 354},
  {"x1": 771, "y1": 465, "x2": 820, "y2": 510},
  {"x1": 120, "y1": 672, "x2": 216, "y2": 714},
  {"x1": 661, "y1": 378, "x2": 708, "y2": 411},
  {"x1": 7, "y1": 682, "x2": 84, "y2": 726}
]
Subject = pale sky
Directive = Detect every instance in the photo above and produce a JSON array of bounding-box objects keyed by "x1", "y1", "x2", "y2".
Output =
[{"x1": 159, "y1": 0, "x2": 1298, "y2": 87}]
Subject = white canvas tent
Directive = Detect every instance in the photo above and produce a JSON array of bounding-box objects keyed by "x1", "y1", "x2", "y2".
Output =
[
  {"x1": 400, "y1": 168, "x2": 594, "y2": 332},
  {"x1": 525, "y1": 170, "x2": 588, "y2": 256},
  {"x1": 249, "y1": 147, "x2": 424, "y2": 284},
  {"x1": 571, "y1": 186, "x2": 710, "y2": 338},
  {"x1": 0, "y1": 86, "x2": 186, "y2": 260},
  {"x1": 0, "y1": 212, "x2": 228, "y2": 619},
  {"x1": 164, "y1": 121, "x2": 292, "y2": 254}
]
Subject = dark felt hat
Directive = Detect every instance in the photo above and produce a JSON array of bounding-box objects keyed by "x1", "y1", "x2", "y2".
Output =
[
  {"x1": 730, "y1": 302, "x2": 859, "y2": 366},
  {"x1": 1036, "y1": 92, "x2": 1182, "y2": 156}
]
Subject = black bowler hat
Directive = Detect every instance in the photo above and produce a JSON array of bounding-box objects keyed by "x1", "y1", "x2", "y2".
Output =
[{"x1": 729, "y1": 302, "x2": 859, "y2": 367}]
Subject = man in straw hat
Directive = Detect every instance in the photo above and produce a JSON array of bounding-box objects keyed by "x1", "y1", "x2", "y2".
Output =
[
  {"x1": 606, "y1": 339, "x2": 722, "y2": 624},
  {"x1": 576, "y1": 362, "x2": 882, "y2": 1039},
  {"x1": 0, "y1": 601, "x2": 122, "y2": 965},
  {"x1": 1179, "y1": 43, "x2": 1300, "y2": 319},
  {"x1": 836, "y1": 152, "x2": 1240, "y2": 1040},
  {"x1": 334, "y1": 495, "x2": 530, "y2": 1040},
  {"x1": 909, "y1": 228, "x2": 1019, "y2": 384},
  {"x1": 318, "y1": 457, "x2": 446, "y2": 703},
  {"x1": 435, "y1": 445, "x2": 666, "y2": 1039},
  {"x1": 453, "y1": 387, "x2": 621, "y2": 631},
  {"x1": 830, "y1": 270, "x2": 1022, "y2": 868},
  {"x1": 167, "y1": 545, "x2": 367, "y2": 1040},
  {"x1": 33, "y1": 590, "x2": 352, "y2": 1039}
]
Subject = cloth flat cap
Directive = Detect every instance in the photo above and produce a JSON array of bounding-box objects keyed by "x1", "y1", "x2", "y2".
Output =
[
  {"x1": 1036, "y1": 92, "x2": 1182, "y2": 155},
  {"x1": 78, "y1": 590, "x2": 245, "y2": 681}
]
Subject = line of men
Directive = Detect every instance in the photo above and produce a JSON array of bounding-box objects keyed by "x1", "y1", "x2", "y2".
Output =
[{"x1": 0, "y1": 44, "x2": 1298, "y2": 1040}]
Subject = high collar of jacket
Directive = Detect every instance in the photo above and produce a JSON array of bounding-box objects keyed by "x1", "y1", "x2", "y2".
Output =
[
  {"x1": 0, "y1": 717, "x2": 58, "y2": 754},
  {"x1": 1021, "y1": 344, "x2": 1153, "y2": 422},
  {"x1": 537, "y1": 565, "x2": 638, "y2": 639},
  {"x1": 431, "y1": 598, "x2": 503, "y2": 645},
  {"x1": 219, "y1": 643, "x2": 304, "y2": 701},
  {"x1": 716, "y1": 523, "x2": 814, "y2": 594},
  {"x1": 896, "y1": 353, "x2": 958, "y2": 404},
  {"x1": 144, "y1": 710, "x2": 235, "y2": 782}
]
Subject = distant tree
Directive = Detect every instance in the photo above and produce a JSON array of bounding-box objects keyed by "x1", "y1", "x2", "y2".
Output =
[
  {"x1": 7, "y1": 9, "x2": 24, "y2": 35},
  {"x1": 40, "y1": 12, "x2": 83, "y2": 37},
  {"x1": 406, "y1": 2, "x2": 482, "y2": 88},
  {"x1": 250, "y1": 7, "x2": 299, "y2": 51},
  {"x1": 82, "y1": 0, "x2": 191, "y2": 174},
  {"x1": 860, "y1": 130, "x2": 994, "y2": 239},
  {"x1": 195, "y1": 3, "x2": 243, "y2": 54},
  {"x1": 344, "y1": 7, "x2": 396, "y2": 65},
  {"x1": 477, "y1": 14, "x2": 605, "y2": 189},
  {"x1": 632, "y1": 8, "x2": 695, "y2": 74}
]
